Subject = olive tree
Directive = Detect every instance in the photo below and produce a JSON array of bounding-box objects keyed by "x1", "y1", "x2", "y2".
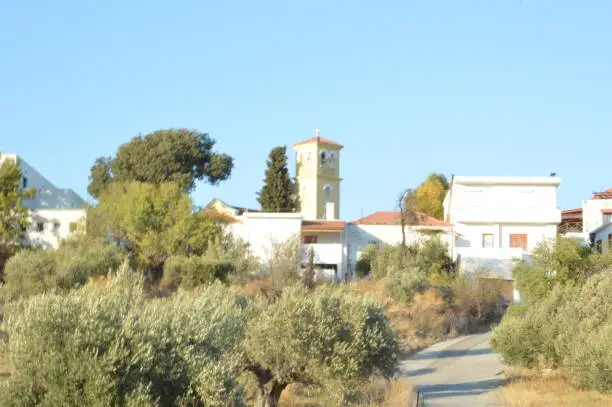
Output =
[
  {"x1": 242, "y1": 284, "x2": 399, "y2": 407},
  {"x1": 0, "y1": 265, "x2": 251, "y2": 406}
]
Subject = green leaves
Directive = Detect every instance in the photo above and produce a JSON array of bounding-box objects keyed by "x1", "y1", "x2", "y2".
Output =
[
  {"x1": 0, "y1": 161, "x2": 32, "y2": 265},
  {"x1": 257, "y1": 146, "x2": 295, "y2": 212},
  {"x1": 243, "y1": 284, "x2": 399, "y2": 403},
  {"x1": 87, "y1": 129, "x2": 234, "y2": 199},
  {"x1": 88, "y1": 182, "x2": 226, "y2": 277}
]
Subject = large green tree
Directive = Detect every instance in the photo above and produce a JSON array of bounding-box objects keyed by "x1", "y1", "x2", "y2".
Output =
[
  {"x1": 0, "y1": 160, "x2": 35, "y2": 276},
  {"x1": 88, "y1": 181, "x2": 227, "y2": 280},
  {"x1": 257, "y1": 146, "x2": 295, "y2": 212},
  {"x1": 87, "y1": 129, "x2": 234, "y2": 198},
  {"x1": 405, "y1": 172, "x2": 449, "y2": 219}
]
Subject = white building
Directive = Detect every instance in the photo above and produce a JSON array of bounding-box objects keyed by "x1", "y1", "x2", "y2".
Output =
[
  {"x1": 580, "y1": 188, "x2": 612, "y2": 253},
  {"x1": 444, "y1": 175, "x2": 562, "y2": 300},
  {"x1": 0, "y1": 153, "x2": 87, "y2": 249},
  {"x1": 209, "y1": 133, "x2": 452, "y2": 280}
]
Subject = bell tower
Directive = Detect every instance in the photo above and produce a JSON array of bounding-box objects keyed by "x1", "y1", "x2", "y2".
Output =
[{"x1": 292, "y1": 129, "x2": 343, "y2": 220}]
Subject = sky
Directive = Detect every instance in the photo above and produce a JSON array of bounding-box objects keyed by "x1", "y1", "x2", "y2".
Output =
[{"x1": 1, "y1": 1, "x2": 611, "y2": 221}]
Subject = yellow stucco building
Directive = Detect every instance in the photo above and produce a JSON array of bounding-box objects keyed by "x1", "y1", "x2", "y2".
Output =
[{"x1": 292, "y1": 134, "x2": 343, "y2": 220}]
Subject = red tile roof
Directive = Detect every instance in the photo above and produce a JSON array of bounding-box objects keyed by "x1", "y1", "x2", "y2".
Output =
[
  {"x1": 351, "y1": 211, "x2": 450, "y2": 227},
  {"x1": 561, "y1": 208, "x2": 582, "y2": 221},
  {"x1": 301, "y1": 220, "x2": 346, "y2": 232},
  {"x1": 592, "y1": 189, "x2": 612, "y2": 200},
  {"x1": 292, "y1": 137, "x2": 343, "y2": 148}
]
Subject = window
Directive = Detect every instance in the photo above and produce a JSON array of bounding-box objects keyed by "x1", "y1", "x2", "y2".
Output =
[
  {"x1": 303, "y1": 235, "x2": 318, "y2": 244},
  {"x1": 596, "y1": 239, "x2": 603, "y2": 253},
  {"x1": 328, "y1": 152, "x2": 336, "y2": 168},
  {"x1": 320, "y1": 151, "x2": 327, "y2": 165},
  {"x1": 510, "y1": 234, "x2": 528, "y2": 251},
  {"x1": 69, "y1": 222, "x2": 78, "y2": 233},
  {"x1": 603, "y1": 213, "x2": 612, "y2": 224},
  {"x1": 323, "y1": 184, "x2": 332, "y2": 203},
  {"x1": 35, "y1": 222, "x2": 44, "y2": 232},
  {"x1": 53, "y1": 222, "x2": 60, "y2": 232},
  {"x1": 22, "y1": 177, "x2": 28, "y2": 188},
  {"x1": 482, "y1": 234, "x2": 494, "y2": 248}
]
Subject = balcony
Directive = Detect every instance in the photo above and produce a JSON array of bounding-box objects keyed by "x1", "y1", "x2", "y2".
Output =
[
  {"x1": 452, "y1": 208, "x2": 562, "y2": 224},
  {"x1": 301, "y1": 243, "x2": 343, "y2": 265}
]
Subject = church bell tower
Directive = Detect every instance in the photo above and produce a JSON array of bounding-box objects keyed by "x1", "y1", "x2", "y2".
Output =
[{"x1": 292, "y1": 130, "x2": 343, "y2": 220}]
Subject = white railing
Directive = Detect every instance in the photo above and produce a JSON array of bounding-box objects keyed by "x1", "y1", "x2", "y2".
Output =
[{"x1": 301, "y1": 243, "x2": 343, "y2": 264}]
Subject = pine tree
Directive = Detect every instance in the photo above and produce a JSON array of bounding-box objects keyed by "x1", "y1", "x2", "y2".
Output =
[{"x1": 257, "y1": 146, "x2": 295, "y2": 212}]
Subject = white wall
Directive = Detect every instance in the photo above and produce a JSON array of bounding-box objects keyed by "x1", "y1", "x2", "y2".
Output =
[
  {"x1": 26, "y1": 209, "x2": 86, "y2": 249},
  {"x1": 499, "y1": 224, "x2": 557, "y2": 251},
  {"x1": 582, "y1": 198, "x2": 612, "y2": 233},
  {"x1": 231, "y1": 213, "x2": 303, "y2": 266},
  {"x1": 449, "y1": 179, "x2": 561, "y2": 224}
]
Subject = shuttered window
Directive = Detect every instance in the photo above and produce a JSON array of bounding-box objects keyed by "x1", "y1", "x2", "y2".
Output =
[{"x1": 510, "y1": 234, "x2": 528, "y2": 251}]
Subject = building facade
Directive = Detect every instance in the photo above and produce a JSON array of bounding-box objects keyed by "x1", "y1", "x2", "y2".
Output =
[
  {"x1": 0, "y1": 153, "x2": 87, "y2": 249},
  {"x1": 292, "y1": 135, "x2": 343, "y2": 220},
  {"x1": 444, "y1": 176, "x2": 562, "y2": 299},
  {"x1": 212, "y1": 133, "x2": 451, "y2": 280}
]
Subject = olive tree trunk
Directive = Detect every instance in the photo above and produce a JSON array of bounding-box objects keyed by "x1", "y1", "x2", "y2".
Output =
[{"x1": 257, "y1": 380, "x2": 287, "y2": 407}]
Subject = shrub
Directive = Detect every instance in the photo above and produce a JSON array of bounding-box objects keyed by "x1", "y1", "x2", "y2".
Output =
[
  {"x1": 384, "y1": 267, "x2": 429, "y2": 304},
  {"x1": 512, "y1": 237, "x2": 593, "y2": 305},
  {"x1": 163, "y1": 255, "x2": 235, "y2": 289},
  {"x1": 355, "y1": 244, "x2": 377, "y2": 278},
  {"x1": 491, "y1": 283, "x2": 576, "y2": 369},
  {"x1": 448, "y1": 274, "x2": 505, "y2": 325},
  {"x1": 0, "y1": 265, "x2": 251, "y2": 406},
  {"x1": 1, "y1": 237, "x2": 121, "y2": 301},
  {"x1": 243, "y1": 283, "x2": 399, "y2": 407},
  {"x1": 204, "y1": 236, "x2": 259, "y2": 283}
]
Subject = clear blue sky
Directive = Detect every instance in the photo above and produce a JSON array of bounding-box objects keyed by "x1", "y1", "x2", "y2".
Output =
[{"x1": 1, "y1": 1, "x2": 610, "y2": 220}]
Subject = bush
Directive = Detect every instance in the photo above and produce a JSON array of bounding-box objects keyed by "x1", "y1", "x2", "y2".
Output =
[
  {"x1": 243, "y1": 283, "x2": 399, "y2": 406},
  {"x1": 0, "y1": 265, "x2": 251, "y2": 406},
  {"x1": 163, "y1": 255, "x2": 235, "y2": 289},
  {"x1": 448, "y1": 274, "x2": 505, "y2": 325},
  {"x1": 491, "y1": 283, "x2": 575, "y2": 369},
  {"x1": 512, "y1": 237, "x2": 593, "y2": 305},
  {"x1": 384, "y1": 267, "x2": 429, "y2": 304},
  {"x1": 355, "y1": 244, "x2": 377, "y2": 278},
  {"x1": 1, "y1": 237, "x2": 121, "y2": 301}
]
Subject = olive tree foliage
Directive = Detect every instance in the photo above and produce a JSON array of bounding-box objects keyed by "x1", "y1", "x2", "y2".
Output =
[
  {"x1": 492, "y1": 271, "x2": 612, "y2": 392},
  {"x1": 88, "y1": 129, "x2": 234, "y2": 198},
  {"x1": 1, "y1": 236, "x2": 122, "y2": 301},
  {"x1": 0, "y1": 265, "x2": 251, "y2": 407},
  {"x1": 0, "y1": 160, "x2": 35, "y2": 277},
  {"x1": 243, "y1": 284, "x2": 399, "y2": 407},
  {"x1": 88, "y1": 181, "x2": 226, "y2": 280},
  {"x1": 512, "y1": 237, "x2": 598, "y2": 305}
]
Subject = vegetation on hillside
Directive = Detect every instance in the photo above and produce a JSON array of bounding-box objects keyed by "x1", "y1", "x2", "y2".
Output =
[
  {"x1": 0, "y1": 160, "x2": 35, "y2": 280},
  {"x1": 492, "y1": 237, "x2": 612, "y2": 394}
]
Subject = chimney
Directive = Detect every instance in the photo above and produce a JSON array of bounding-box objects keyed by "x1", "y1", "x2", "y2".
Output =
[{"x1": 325, "y1": 202, "x2": 335, "y2": 220}]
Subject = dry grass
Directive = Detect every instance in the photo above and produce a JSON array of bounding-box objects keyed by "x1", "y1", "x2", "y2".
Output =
[
  {"x1": 279, "y1": 377, "x2": 414, "y2": 407},
  {"x1": 499, "y1": 369, "x2": 612, "y2": 407},
  {"x1": 350, "y1": 280, "x2": 450, "y2": 355}
]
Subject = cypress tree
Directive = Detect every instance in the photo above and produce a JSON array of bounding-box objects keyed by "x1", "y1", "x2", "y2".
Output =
[{"x1": 257, "y1": 146, "x2": 295, "y2": 212}]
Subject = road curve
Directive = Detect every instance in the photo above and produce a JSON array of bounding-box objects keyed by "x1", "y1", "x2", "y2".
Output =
[{"x1": 399, "y1": 332, "x2": 505, "y2": 406}]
